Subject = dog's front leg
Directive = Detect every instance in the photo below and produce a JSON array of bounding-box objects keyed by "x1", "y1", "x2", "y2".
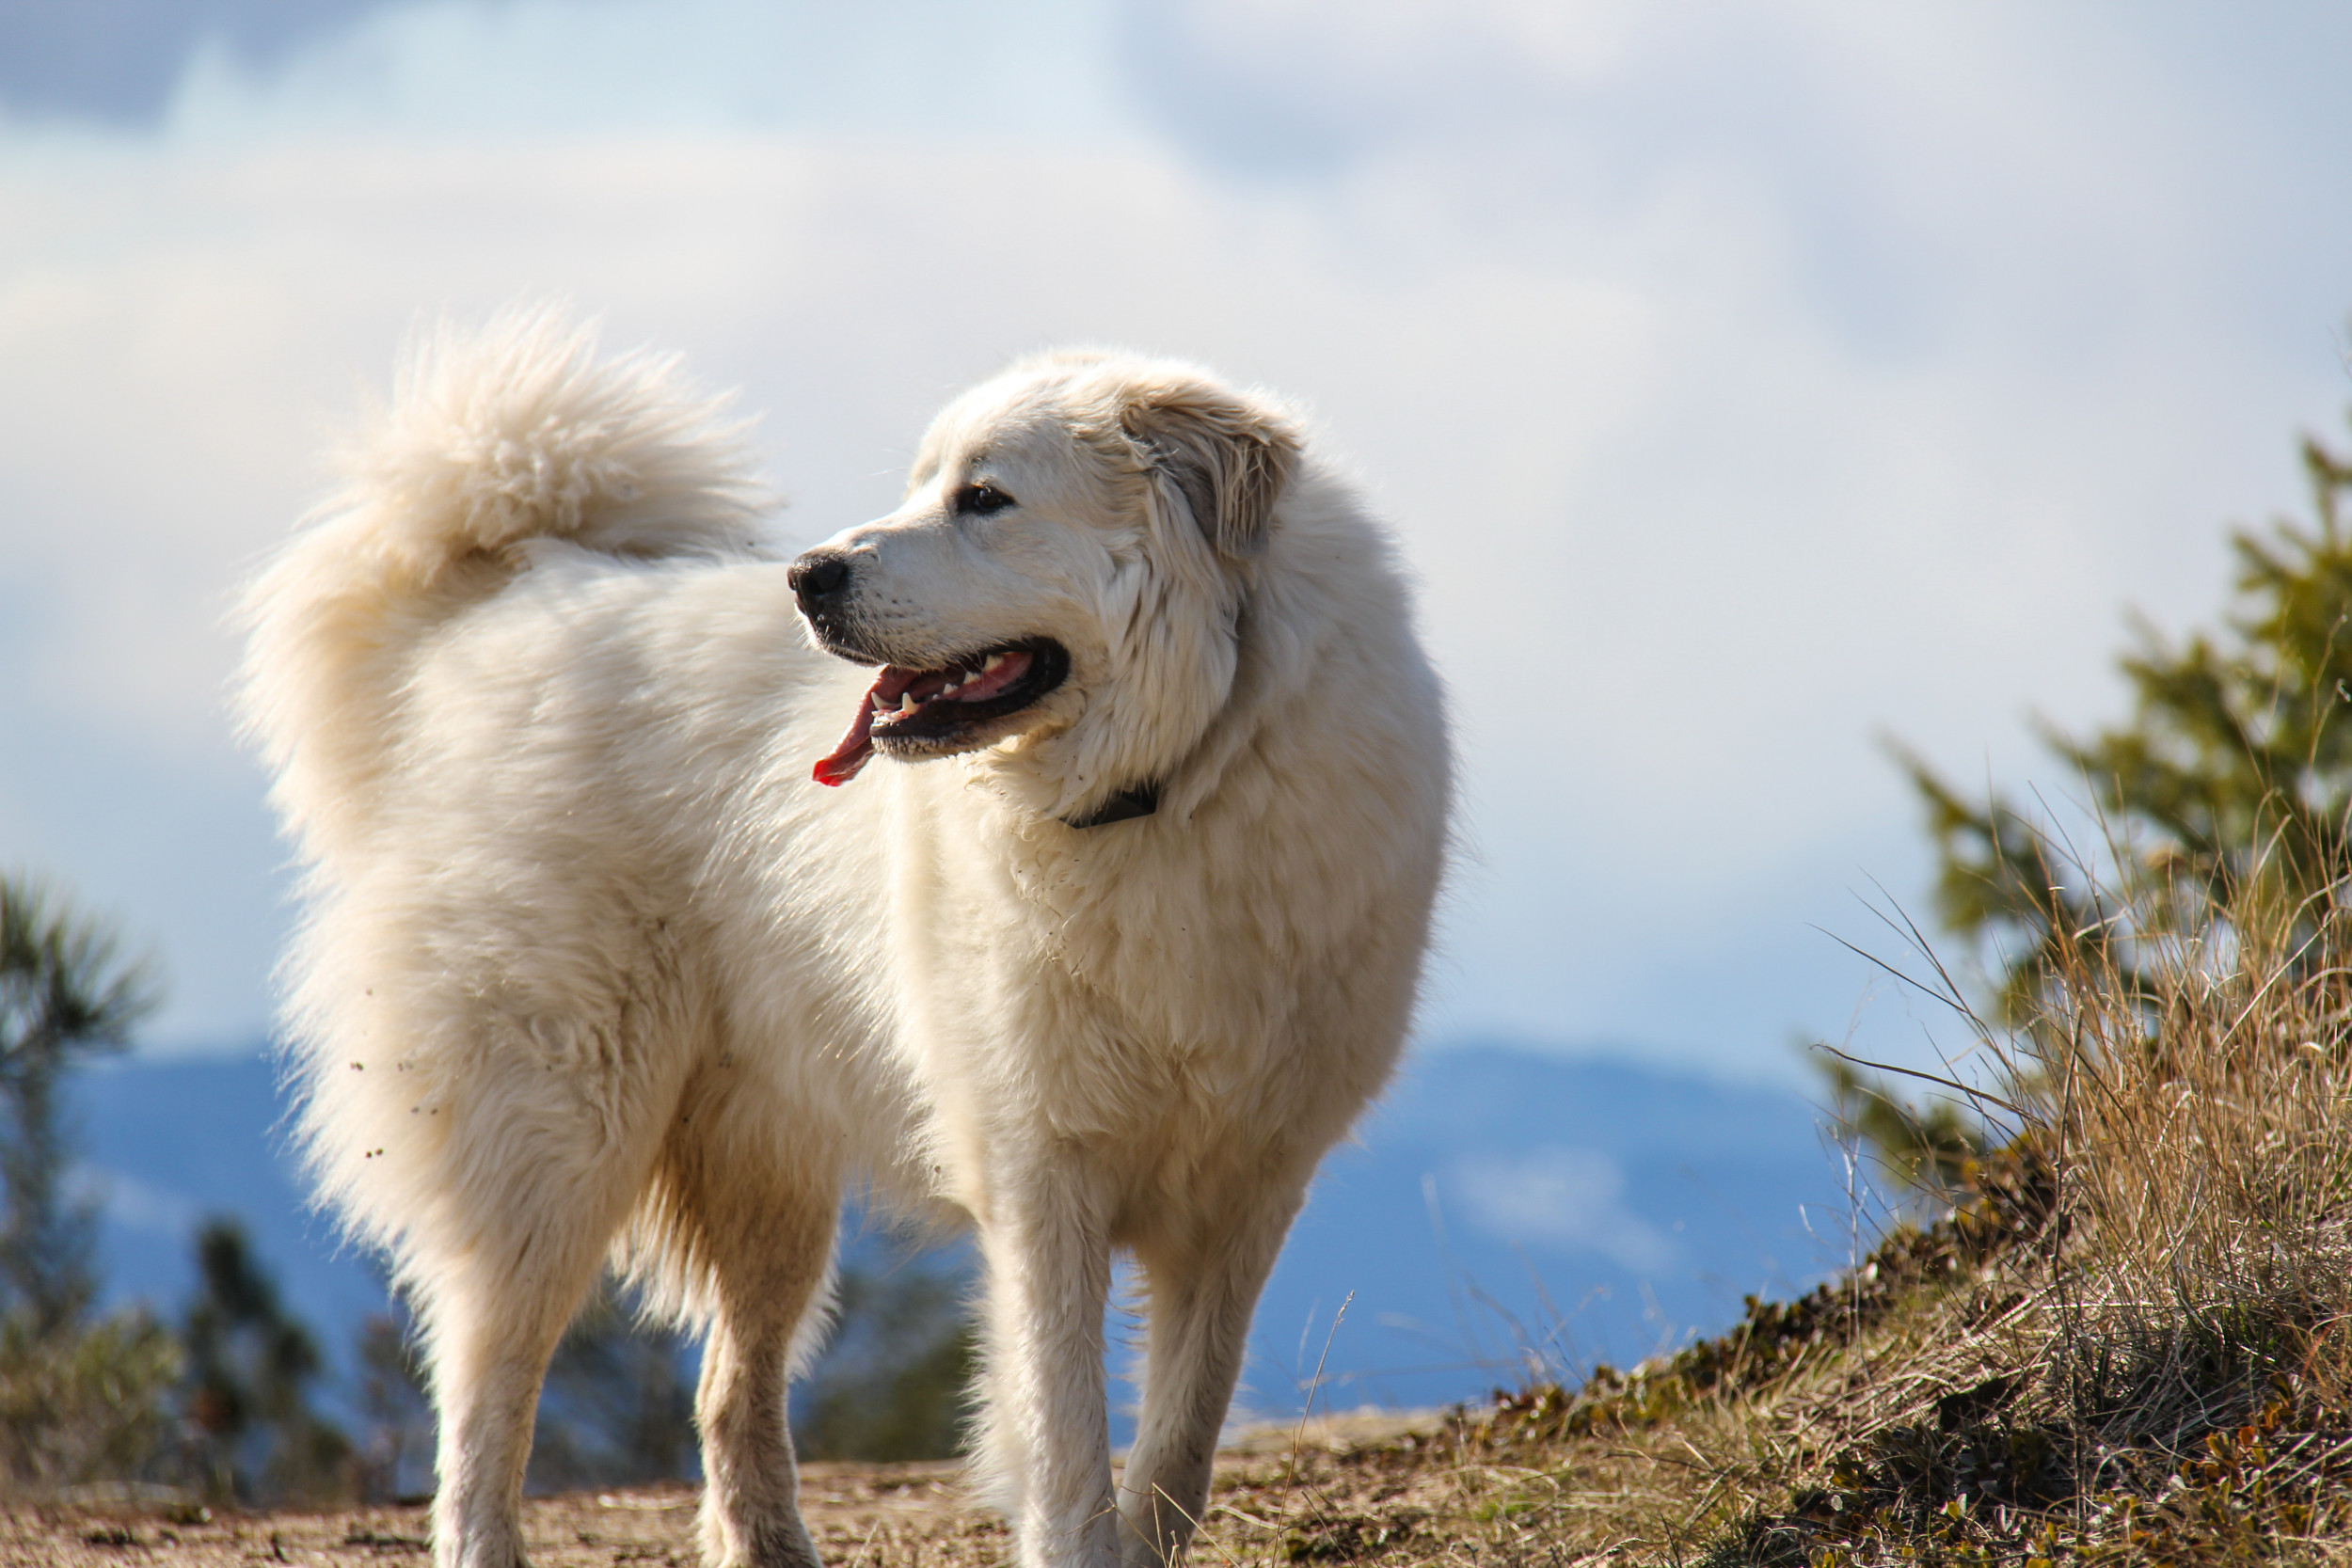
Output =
[
  {"x1": 1117, "y1": 1182, "x2": 1306, "y2": 1567},
  {"x1": 974, "y1": 1167, "x2": 1119, "y2": 1568}
]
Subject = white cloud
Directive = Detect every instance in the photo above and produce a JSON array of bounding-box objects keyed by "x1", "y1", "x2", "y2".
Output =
[
  {"x1": 1447, "y1": 1146, "x2": 1677, "y2": 1275},
  {"x1": 1, "y1": 0, "x2": 2348, "y2": 1067},
  {"x1": 72, "y1": 1164, "x2": 201, "y2": 1238},
  {"x1": 149, "y1": 0, "x2": 1140, "y2": 149}
]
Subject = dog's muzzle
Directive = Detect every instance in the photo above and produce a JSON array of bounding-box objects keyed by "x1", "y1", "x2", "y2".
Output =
[{"x1": 788, "y1": 548, "x2": 857, "y2": 643}]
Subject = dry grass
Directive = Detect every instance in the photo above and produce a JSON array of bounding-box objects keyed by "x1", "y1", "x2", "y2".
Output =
[{"x1": 1169, "y1": 855, "x2": 2352, "y2": 1567}]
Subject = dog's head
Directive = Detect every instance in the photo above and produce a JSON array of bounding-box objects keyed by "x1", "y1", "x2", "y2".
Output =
[{"x1": 793, "y1": 353, "x2": 1301, "y2": 824}]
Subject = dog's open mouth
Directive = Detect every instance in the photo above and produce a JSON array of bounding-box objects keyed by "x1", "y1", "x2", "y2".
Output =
[{"x1": 812, "y1": 639, "x2": 1070, "y2": 786}]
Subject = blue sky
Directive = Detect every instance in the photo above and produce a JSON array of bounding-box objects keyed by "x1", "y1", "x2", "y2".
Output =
[{"x1": 3, "y1": 0, "x2": 2350, "y2": 1083}]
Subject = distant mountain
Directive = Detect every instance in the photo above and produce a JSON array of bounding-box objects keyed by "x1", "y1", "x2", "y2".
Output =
[
  {"x1": 1240, "y1": 1045, "x2": 1860, "y2": 1418},
  {"x1": 74, "y1": 1043, "x2": 1864, "y2": 1426},
  {"x1": 75, "y1": 1052, "x2": 382, "y2": 1353}
]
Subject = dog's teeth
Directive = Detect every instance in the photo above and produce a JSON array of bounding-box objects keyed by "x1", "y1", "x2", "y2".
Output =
[
  {"x1": 898, "y1": 693, "x2": 920, "y2": 714},
  {"x1": 982, "y1": 652, "x2": 1008, "y2": 674}
]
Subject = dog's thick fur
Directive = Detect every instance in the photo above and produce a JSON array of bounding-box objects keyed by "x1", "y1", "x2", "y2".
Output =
[{"x1": 239, "y1": 314, "x2": 1450, "y2": 1568}]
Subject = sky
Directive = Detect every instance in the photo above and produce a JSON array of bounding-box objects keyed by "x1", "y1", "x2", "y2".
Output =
[{"x1": 3, "y1": 0, "x2": 2350, "y2": 1085}]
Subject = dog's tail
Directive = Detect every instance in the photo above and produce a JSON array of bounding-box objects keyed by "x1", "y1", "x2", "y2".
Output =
[{"x1": 238, "y1": 309, "x2": 762, "y2": 856}]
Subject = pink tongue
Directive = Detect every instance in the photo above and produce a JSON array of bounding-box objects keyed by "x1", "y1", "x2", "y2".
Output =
[
  {"x1": 810, "y1": 655, "x2": 1033, "y2": 788},
  {"x1": 813, "y1": 666, "x2": 925, "y2": 786},
  {"x1": 812, "y1": 690, "x2": 878, "y2": 786}
]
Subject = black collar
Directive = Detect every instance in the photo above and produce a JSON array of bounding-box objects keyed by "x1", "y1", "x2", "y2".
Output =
[{"x1": 1061, "y1": 781, "x2": 1160, "y2": 830}]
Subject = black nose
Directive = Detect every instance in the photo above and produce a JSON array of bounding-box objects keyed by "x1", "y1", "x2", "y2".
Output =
[{"x1": 788, "y1": 550, "x2": 851, "y2": 613}]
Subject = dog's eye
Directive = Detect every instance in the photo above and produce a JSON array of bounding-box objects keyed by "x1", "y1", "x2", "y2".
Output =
[{"x1": 955, "y1": 483, "x2": 1016, "y2": 517}]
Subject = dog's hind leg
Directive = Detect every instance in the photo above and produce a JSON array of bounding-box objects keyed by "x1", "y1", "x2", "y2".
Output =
[
  {"x1": 1116, "y1": 1179, "x2": 1309, "y2": 1568},
  {"x1": 395, "y1": 1020, "x2": 692, "y2": 1568},
  {"x1": 416, "y1": 1144, "x2": 661, "y2": 1568},
  {"x1": 692, "y1": 1254, "x2": 834, "y2": 1568},
  {"x1": 634, "y1": 1081, "x2": 839, "y2": 1568},
  {"x1": 421, "y1": 1247, "x2": 607, "y2": 1568}
]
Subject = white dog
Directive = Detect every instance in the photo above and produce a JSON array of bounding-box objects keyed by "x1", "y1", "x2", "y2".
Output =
[{"x1": 239, "y1": 313, "x2": 1450, "y2": 1568}]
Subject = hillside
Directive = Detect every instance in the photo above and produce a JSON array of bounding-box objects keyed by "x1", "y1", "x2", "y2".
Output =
[
  {"x1": 51, "y1": 924, "x2": 2352, "y2": 1568},
  {"x1": 5, "y1": 1148, "x2": 2341, "y2": 1563},
  {"x1": 11, "y1": 1156, "x2": 2348, "y2": 1567}
]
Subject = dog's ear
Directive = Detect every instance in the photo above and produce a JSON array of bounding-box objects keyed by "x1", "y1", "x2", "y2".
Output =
[{"x1": 1120, "y1": 376, "x2": 1301, "y2": 559}]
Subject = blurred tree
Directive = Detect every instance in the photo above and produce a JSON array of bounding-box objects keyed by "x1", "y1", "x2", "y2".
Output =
[
  {"x1": 1894, "y1": 418, "x2": 2352, "y2": 1026},
  {"x1": 0, "y1": 875, "x2": 154, "y2": 1334},
  {"x1": 795, "y1": 1259, "x2": 973, "y2": 1463},
  {"x1": 0, "y1": 1304, "x2": 181, "y2": 1493},
  {"x1": 181, "y1": 1218, "x2": 350, "y2": 1504},
  {"x1": 527, "y1": 1275, "x2": 697, "y2": 1492},
  {"x1": 0, "y1": 874, "x2": 179, "y2": 1494},
  {"x1": 1835, "y1": 412, "x2": 2352, "y2": 1196},
  {"x1": 353, "y1": 1303, "x2": 432, "y2": 1504}
]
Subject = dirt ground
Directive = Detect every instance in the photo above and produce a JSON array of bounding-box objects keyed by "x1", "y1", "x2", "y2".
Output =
[
  {"x1": 0, "y1": 1463, "x2": 986, "y2": 1568},
  {"x1": 0, "y1": 1413, "x2": 1447, "y2": 1568}
]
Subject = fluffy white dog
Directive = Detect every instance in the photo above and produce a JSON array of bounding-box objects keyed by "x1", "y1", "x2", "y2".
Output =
[{"x1": 239, "y1": 313, "x2": 1450, "y2": 1568}]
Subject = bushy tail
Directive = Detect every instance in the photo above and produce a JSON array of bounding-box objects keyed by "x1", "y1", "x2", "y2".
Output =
[{"x1": 237, "y1": 309, "x2": 763, "y2": 860}]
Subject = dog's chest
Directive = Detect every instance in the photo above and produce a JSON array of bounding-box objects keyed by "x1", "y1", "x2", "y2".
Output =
[{"x1": 896, "y1": 824, "x2": 1317, "y2": 1133}]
